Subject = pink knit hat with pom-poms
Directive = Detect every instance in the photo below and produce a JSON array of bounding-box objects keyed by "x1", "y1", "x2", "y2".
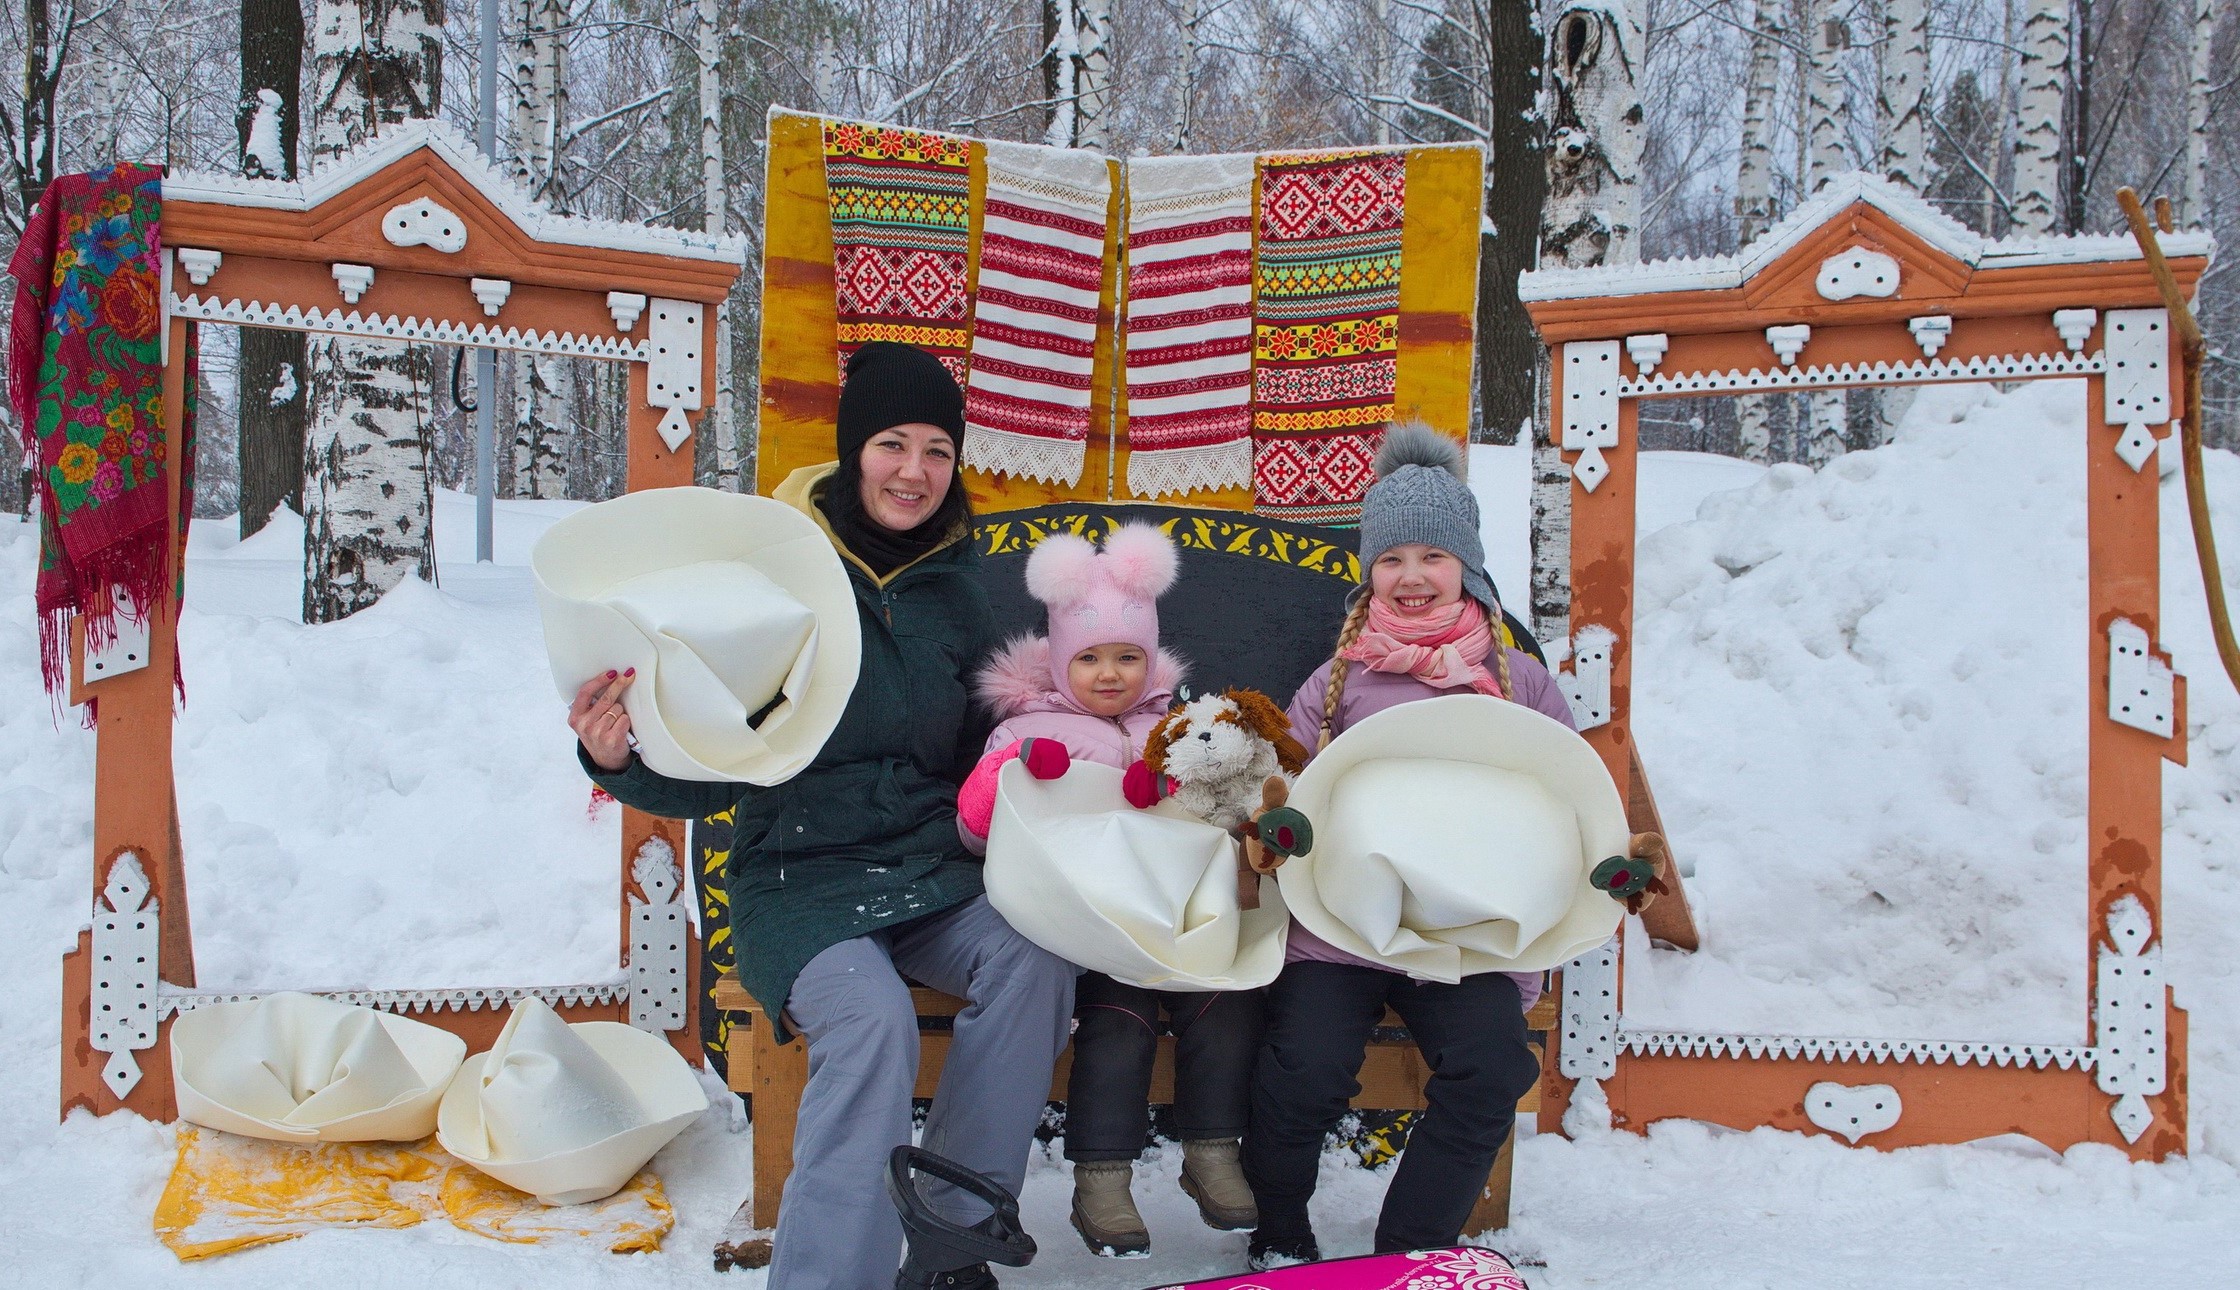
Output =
[{"x1": 1025, "y1": 523, "x2": 1180, "y2": 693}]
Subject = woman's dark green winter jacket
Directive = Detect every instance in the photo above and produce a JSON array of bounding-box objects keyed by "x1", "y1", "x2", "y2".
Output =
[{"x1": 581, "y1": 463, "x2": 994, "y2": 1040}]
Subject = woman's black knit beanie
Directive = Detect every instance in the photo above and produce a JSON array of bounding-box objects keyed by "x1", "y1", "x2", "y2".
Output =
[{"x1": 836, "y1": 342, "x2": 966, "y2": 460}]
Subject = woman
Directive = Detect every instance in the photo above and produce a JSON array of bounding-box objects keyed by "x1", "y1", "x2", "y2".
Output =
[{"x1": 569, "y1": 342, "x2": 1074, "y2": 1290}]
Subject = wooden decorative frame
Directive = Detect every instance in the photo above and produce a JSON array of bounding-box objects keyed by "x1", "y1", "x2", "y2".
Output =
[
  {"x1": 1521, "y1": 173, "x2": 2211, "y2": 1160},
  {"x1": 60, "y1": 122, "x2": 745, "y2": 1120}
]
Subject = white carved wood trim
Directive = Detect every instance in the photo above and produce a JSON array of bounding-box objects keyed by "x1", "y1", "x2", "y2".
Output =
[
  {"x1": 382, "y1": 196, "x2": 468, "y2": 253},
  {"x1": 331, "y1": 263, "x2": 375, "y2": 304},
  {"x1": 1906, "y1": 315, "x2": 1952, "y2": 357},
  {"x1": 2103, "y1": 309, "x2": 2171, "y2": 427},
  {"x1": 628, "y1": 838, "x2": 690, "y2": 1034},
  {"x1": 646, "y1": 299, "x2": 707, "y2": 451},
  {"x1": 1616, "y1": 1030, "x2": 2096, "y2": 1070},
  {"x1": 1558, "y1": 625, "x2": 1615, "y2": 731},
  {"x1": 176, "y1": 248, "x2": 222, "y2": 286},
  {"x1": 83, "y1": 587, "x2": 151, "y2": 682},
  {"x1": 2108, "y1": 619, "x2": 2177, "y2": 738},
  {"x1": 607, "y1": 292, "x2": 649, "y2": 332},
  {"x1": 1814, "y1": 247, "x2": 1900, "y2": 300},
  {"x1": 2052, "y1": 308, "x2": 2098, "y2": 352},
  {"x1": 1620, "y1": 350, "x2": 2105, "y2": 399},
  {"x1": 90, "y1": 853, "x2": 159, "y2": 1099},
  {"x1": 1557, "y1": 941, "x2": 1620, "y2": 1082},
  {"x1": 1804, "y1": 1081, "x2": 1902, "y2": 1142},
  {"x1": 1624, "y1": 333, "x2": 1668, "y2": 374},
  {"x1": 2095, "y1": 896, "x2": 2165, "y2": 1143},
  {"x1": 168, "y1": 293, "x2": 652, "y2": 360},
  {"x1": 469, "y1": 278, "x2": 513, "y2": 317},
  {"x1": 156, "y1": 979, "x2": 630, "y2": 1021},
  {"x1": 1764, "y1": 324, "x2": 1811, "y2": 365}
]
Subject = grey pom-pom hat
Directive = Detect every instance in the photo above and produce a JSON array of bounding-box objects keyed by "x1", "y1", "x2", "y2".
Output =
[{"x1": 1353, "y1": 421, "x2": 1500, "y2": 615}]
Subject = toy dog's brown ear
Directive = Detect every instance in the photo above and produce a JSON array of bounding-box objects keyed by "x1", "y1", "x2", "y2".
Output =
[
  {"x1": 1225, "y1": 688, "x2": 1309, "y2": 775},
  {"x1": 1143, "y1": 704, "x2": 1185, "y2": 777}
]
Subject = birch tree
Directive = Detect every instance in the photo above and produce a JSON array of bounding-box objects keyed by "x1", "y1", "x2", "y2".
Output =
[
  {"x1": 698, "y1": 0, "x2": 737, "y2": 490},
  {"x1": 1533, "y1": 0, "x2": 1641, "y2": 646},
  {"x1": 236, "y1": 0, "x2": 307, "y2": 538},
  {"x1": 1044, "y1": 0, "x2": 1111, "y2": 149},
  {"x1": 1803, "y1": 0, "x2": 1847, "y2": 467},
  {"x1": 302, "y1": 0, "x2": 443, "y2": 623},
  {"x1": 7, "y1": 0, "x2": 73, "y2": 226},
  {"x1": 509, "y1": 0, "x2": 567, "y2": 500},
  {"x1": 2012, "y1": 0, "x2": 2069, "y2": 235},
  {"x1": 1734, "y1": 0, "x2": 1791, "y2": 466},
  {"x1": 2183, "y1": 0, "x2": 2214, "y2": 224},
  {"x1": 1878, "y1": 0, "x2": 1928, "y2": 194}
]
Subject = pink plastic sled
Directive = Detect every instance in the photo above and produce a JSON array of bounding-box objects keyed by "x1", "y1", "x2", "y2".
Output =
[{"x1": 1151, "y1": 1246, "x2": 1526, "y2": 1290}]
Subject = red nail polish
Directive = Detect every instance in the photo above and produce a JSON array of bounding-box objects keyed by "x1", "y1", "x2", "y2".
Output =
[
  {"x1": 606, "y1": 669, "x2": 617, "y2": 678},
  {"x1": 624, "y1": 667, "x2": 636, "y2": 677}
]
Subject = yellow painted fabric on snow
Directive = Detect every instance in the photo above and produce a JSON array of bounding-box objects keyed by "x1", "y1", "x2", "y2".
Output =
[{"x1": 154, "y1": 1126, "x2": 674, "y2": 1261}]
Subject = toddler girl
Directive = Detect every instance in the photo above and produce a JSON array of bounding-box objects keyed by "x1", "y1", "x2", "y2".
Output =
[{"x1": 956, "y1": 523, "x2": 1265, "y2": 1259}]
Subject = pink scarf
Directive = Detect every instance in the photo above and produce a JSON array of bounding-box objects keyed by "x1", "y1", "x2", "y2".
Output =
[{"x1": 1341, "y1": 597, "x2": 1506, "y2": 697}]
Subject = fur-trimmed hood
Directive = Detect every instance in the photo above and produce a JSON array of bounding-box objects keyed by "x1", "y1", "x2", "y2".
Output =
[{"x1": 975, "y1": 633, "x2": 1188, "y2": 724}]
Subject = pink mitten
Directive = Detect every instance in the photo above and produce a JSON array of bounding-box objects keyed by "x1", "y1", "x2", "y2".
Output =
[
  {"x1": 1122, "y1": 760, "x2": 1174, "y2": 809},
  {"x1": 1018, "y1": 737, "x2": 1071, "y2": 780},
  {"x1": 956, "y1": 742, "x2": 1021, "y2": 841}
]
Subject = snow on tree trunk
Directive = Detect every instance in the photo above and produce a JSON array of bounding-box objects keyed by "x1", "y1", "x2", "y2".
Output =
[
  {"x1": 1042, "y1": 0, "x2": 1110, "y2": 150},
  {"x1": 508, "y1": 0, "x2": 567, "y2": 501},
  {"x1": 1878, "y1": 0, "x2": 1929, "y2": 193},
  {"x1": 303, "y1": 0, "x2": 444, "y2": 624},
  {"x1": 1533, "y1": 2, "x2": 1642, "y2": 645},
  {"x1": 237, "y1": 0, "x2": 309, "y2": 539},
  {"x1": 2184, "y1": 0, "x2": 2214, "y2": 225},
  {"x1": 1077, "y1": 0, "x2": 1111, "y2": 152},
  {"x1": 2012, "y1": 0, "x2": 2069, "y2": 236},
  {"x1": 17, "y1": 0, "x2": 63, "y2": 220},
  {"x1": 699, "y1": 0, "x2": 736, "y2": 490},
  {"x1": 1042, "y1": 1, "x2": 1078, "y2": 148},
  {"x1": 1805, "y1": 0, "x2": 1848, "y2": 189},
  {"x1": 1735, "y1": 0, "x2": 1785, "y2": 243},
  {"x1": 1540, "y1": 3, "x2": 1642, "y2": 270}
]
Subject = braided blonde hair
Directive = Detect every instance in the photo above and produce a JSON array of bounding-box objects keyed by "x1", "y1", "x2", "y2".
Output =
[{"x1": 1318, "y1": 589, "x2": 1515, "y2": 751}]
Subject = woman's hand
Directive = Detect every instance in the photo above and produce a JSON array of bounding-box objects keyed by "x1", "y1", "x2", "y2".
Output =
[{"x1": 570, "y1": 669, "x2": 638, "y2": 772}]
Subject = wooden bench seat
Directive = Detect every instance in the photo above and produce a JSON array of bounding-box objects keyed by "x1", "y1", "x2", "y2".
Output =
[{"x1": 709, "y1": 970, "x2": 1557, "y2": 1270}]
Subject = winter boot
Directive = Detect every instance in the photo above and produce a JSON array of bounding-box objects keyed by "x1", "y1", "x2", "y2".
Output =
[
  {"x1": 1178, "y1": 1138, "x2": 1258, "y2": 1231},
  {"x1": 1246, "y1": 1229, "x2": 1320, "y2": 1272},
  {"x1": 1069, "y1": 1161, "x2": 1151, "y2": 1257}
]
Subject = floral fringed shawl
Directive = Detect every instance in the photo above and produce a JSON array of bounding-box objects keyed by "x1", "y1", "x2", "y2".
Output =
[{"x1": 8, "y1": 162, "x2": 197, "y2": 704}]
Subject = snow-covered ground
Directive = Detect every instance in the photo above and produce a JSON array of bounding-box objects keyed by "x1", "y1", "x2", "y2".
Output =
[{"x1": 4, "y1": 383, "x2": 2236, "y2": 1286}]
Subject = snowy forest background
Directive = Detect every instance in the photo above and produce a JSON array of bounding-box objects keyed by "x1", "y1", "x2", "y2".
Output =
[{"x1": 0, "y1": 0, "x2": 2231, "y2": 605}]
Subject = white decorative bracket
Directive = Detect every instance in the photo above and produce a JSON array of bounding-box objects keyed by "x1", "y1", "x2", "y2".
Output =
[
  {"x1": 175, "y1": 248, "x2": 222, "y2": 287},
  {"x1": 2052, "y1": 308, "x2": 2099, "y2": 353},
  {"x1": 1805, "y1": 1082, "x2": 1902, "y2": 1143},
  {"x1": 1558, "y1": 940, "x2": 1620, "y2": 1083},
  {"x1": 1765, "y1": 324, "x2": 1811, "y2": 366},
  {"x1": 89, "y1": 853, "x2": 159, "y2": 1099},
  {"x1": 469, "y1": 278, "x2": 513, "y2": 317},
  {"x1": 331, "y1": 263, "x2": 375, "y2": 305},
  {"x1": 1624, "y1": 333, "x2": 1668, "y2": 375},
  {"x1": 1558, "y1": 625, "x2": 1615, "y2": 731},
  {"x1": 646, "y1": 298, "x2": 706, "y2": 451},
  {"x1": 2094, "y1": 895, "x2": 2165, "y2": 1144},
  {"x1": 83, "y1": 588, "x2": 151, "y2": 682},
  {"x1": 382, "y1": 196, "x2": 468, "y2": 253},
  {"x1": 2107, "y1": 619, "x2": 2176, "y2": 738},
  {"x1": 1561, "y1": 340, "x2": 1620, "y2": 493},
  {"x1": 1906, "y1": 315, "x2": 1952, "y2": 358},
  {"x1": 627, "y1": 839, "x2": 689, "y2": 1034},
  {"x1": 608, "y1": 291, "x2": 649, "y2": 333},
  {"x1": 2104, "y1": 309, "x2": 2170, "y2": 471},
  {"x1": 1814, "y1": 246, "x2": 1900, "y2": 301}
]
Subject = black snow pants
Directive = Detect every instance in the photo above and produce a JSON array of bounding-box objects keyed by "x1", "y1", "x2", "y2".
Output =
[
  {"x1": 1242, "y1": 961, "x2": 1539, "y2": 1253},
  {"x1": 1063, "y1": 970, "x2": 1265, "y2": 1161}
]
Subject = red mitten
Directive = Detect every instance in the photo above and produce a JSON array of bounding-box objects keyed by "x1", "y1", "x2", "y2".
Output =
[
  {"x1": 1122, "y1": 760, "x2": 1175, "y2": 809},
  {"x1": 1018, "y1": 737, "x2": 1072, "y2": 780}
]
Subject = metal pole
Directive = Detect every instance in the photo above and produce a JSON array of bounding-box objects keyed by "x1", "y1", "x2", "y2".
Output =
[{"x1": 475, "y1": 0, "x2": 499, "y2": 562}]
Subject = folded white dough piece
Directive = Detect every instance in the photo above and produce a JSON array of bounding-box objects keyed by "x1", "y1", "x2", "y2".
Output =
[
  {"x1": 985, "y1": 760, "x2": 1289, "y2": 990},
  {"x1": 1278, "y1": 694, "x2": 1627, "y2": 980},
  {"x1": 171, "y1": 992, "x2": 467, "y2": 1143},
  {"x1": 438, "y1": 998, "x2": 709, "y2": 1206}
]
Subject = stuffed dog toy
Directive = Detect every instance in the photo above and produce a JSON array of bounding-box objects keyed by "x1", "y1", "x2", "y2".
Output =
[{"x1": 1126, "y1": 690, "x2": 1313, "y2": 906}]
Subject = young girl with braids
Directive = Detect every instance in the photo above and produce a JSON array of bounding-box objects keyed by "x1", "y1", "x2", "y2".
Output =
[{"x1": 1241, "y1": 422, "x2": 1577, "y2": 1270}]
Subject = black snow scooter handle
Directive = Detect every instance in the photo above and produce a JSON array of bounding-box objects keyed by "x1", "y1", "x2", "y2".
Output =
[{"x1": 886, "y1": 1145, "x2": 1036, "y2": 1286}]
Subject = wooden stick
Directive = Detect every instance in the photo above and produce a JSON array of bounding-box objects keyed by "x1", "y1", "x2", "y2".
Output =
[{"x1": 2115, "y1": 187, "x2": 2238, "y2": 695}]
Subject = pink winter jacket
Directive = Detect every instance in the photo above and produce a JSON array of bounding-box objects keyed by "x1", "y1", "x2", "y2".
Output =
[
  {"x1": 954, "y1": 635, "x2": 1187, "y2": 853},
  {"x1": 1281, "y1": 646, "x2": 1577, "y2": 1009}
]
